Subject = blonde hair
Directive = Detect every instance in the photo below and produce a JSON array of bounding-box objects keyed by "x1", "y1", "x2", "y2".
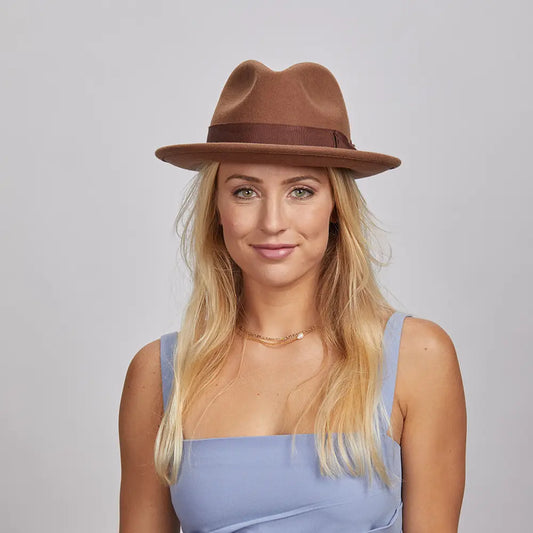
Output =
[{"x1": 154, "y1": 160, "x2": 399, "y2": 488}]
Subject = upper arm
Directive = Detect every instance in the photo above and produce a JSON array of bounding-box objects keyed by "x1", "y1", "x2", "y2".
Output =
[
  {"x1": 118, "y1": 339, "x2": 181, "y2": 533},
  {"x1": 398, "y1": 318, "x2": 467, "y2": 533}
]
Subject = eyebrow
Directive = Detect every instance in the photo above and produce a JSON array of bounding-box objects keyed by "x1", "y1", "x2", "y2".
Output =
[{"x1": 224, "y1": 174, "x2": 323, "y2": 185}]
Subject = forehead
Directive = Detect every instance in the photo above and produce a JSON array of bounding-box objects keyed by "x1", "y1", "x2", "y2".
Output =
[{"x1": 216, "y1": 161, "x2": 329, "y2": 183}]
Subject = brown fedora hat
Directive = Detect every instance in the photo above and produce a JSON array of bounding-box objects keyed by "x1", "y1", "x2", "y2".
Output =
[{"x1": 155, "y1": 59, "x2": 401, "y2": 179}]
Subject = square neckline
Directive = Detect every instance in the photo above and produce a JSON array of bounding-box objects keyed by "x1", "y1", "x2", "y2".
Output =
[
  {"x1": 183, "y1": 431, "x2": 401, "y2": 449},
  {"x1": 182, "y1": 310, "x2": 402, "y2": 447}
]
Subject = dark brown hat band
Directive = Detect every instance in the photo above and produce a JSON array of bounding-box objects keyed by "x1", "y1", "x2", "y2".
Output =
[{"x1": 207, "y1": 122, "x2": 357, "y2": 150}]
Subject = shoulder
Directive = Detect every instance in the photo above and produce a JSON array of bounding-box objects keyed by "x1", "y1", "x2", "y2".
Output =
[
  {"x1": 119, "y1": 338, "x2": 163, "y2": 436},
  {"x1": 124, "y1": 338, "x2": 162, "y2": 394},
  {"x1": 400, "y1": 315, "x2": 457, "y2": 361},
  {"x1": 119, "y1": 340, "x2": 182, "y2": 530},
  {"x1": 127, "y1": 337, "x2": 162, "y2": 377},
  {"x1": 396, "y1": 315, "x2": 464, "y2": 419},
  {"x1": 395, "y1": 317, "x2": 467, "y2": 527}
]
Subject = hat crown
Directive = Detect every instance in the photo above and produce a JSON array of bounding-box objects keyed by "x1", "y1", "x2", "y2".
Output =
[
  {"x1": 155, "y1": 59, "x2": 401, "y2": 177},
  {"x1": 210, "y1": 60, "x2": 352, "y2": 140}
]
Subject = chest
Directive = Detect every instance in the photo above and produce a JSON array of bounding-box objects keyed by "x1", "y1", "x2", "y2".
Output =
[
  {"x1": 182, "y1": 338, "x2": 337, "y2": 439},
  {"x1": 182, "y1": 339, "x2": 405, "y2": 446}
]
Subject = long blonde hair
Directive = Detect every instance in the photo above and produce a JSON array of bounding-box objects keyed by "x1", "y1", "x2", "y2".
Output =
[{"x1": 154, "y1": 161, "x2": 399, "y2": 488}]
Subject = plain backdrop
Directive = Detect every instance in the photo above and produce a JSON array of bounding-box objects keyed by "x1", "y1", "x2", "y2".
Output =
[{"x1": 1, "y1": 1, "x2": 531, "y2": 531}]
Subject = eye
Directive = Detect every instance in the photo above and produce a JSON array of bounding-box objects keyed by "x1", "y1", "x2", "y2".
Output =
[
  {"x1": 231, "y1": 187, "x2": 315, "y2": 200},
  {"x1": 291, "y1": 187, "x2": 314, "y2": 199},
  {"x1": 232, "y1": 187, "x2": 257, "y2": 199}
]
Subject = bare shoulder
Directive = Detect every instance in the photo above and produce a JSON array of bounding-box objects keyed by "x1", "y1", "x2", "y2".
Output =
[
  {"x1": 120, "y1": 338, "x2": 164, "y2": 439},
  {"x1": 121, "y1": 338, "x2": 163, "y2": 411},
  {"x1": 396, "y1": 316, "x2": 463, "y2": 415},
  {"x1": 396, "y1": 316, "x2": 466, "y2": 530},
  {"x1": 118, "y1": 338, "x2": 180, "y2": 532}
]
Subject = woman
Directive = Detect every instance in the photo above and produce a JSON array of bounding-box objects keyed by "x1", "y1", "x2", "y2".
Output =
[{"x1": 119, "y1": 60, "x2": 466, "y2": 532}]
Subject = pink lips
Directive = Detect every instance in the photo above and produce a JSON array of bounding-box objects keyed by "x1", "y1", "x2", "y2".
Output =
[{"x1": 252, "y1": 244, "x2": 296, "y2": 260}]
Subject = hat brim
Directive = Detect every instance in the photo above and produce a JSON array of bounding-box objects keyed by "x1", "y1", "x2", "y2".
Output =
[{"x1": 154, "y1": 142, "x2": 401, "y2": 179}]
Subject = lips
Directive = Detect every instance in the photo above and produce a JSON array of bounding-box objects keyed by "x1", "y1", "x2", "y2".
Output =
[
  {"x1": 252, "y1": 244, "x2": 296, "y2": 259},
  {"x1": 252, "y1": 244, "x2": 296, "y2": 249}
]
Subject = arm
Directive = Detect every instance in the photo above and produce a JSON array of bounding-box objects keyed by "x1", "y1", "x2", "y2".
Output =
[
  {"x1": 399, "y1": 318, "x2": 467, "y2": 532},
  {"x1": 118, "y1": 339, "x2": 181, "y2": 532}
]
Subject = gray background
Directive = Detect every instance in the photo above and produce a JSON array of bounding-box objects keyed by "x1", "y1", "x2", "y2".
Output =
[{"x1": 2, "y1": 1, "x2": 531, "y2": 531}]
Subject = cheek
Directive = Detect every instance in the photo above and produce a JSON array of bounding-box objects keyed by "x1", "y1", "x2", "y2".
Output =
[
  {"x1": 298, "y1": 208, "x2": 331, "y2": 236},
  {"x1": 218, "y1": 201, "x2": 256, "y2": 233},
  {"x1": 218, "y1": 210, "x2": 253, "y2": 246},
  {"x1": 220, "y1": 218, "x2": 249, "y2": 237}
]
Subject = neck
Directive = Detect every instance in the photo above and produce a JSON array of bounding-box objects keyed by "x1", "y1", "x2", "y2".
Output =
[{"x1": 238, "y1": 274, "x2": 321, "y2": 337}]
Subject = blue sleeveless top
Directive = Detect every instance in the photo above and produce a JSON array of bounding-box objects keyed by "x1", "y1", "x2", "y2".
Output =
[{"x1": 160, "y1": 311, "x2": 412, "y2": 532}]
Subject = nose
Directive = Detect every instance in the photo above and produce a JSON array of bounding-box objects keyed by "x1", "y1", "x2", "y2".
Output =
[{"x1": 258, "y1": 195, "x2": 289, "y2": 234}]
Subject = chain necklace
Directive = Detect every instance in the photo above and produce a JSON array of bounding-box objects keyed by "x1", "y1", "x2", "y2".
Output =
[{"x1": 236, "y1": 323, "x2": 319, "y2": 347}]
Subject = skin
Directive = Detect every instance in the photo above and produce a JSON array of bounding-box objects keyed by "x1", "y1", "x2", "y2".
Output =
[
  {"x1": 215, "y1": 161, "x2": 336, "y2": 336},
  {"x1": 178, "y1": 162, "x2": 340, "y2": 442},
  {"x1": 118, "y1": 162, "x2": 467, "y2": 532}
]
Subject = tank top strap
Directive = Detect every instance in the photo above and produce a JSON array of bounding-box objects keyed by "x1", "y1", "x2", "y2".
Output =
[
  {"x1": 382, "y1": 311, "x2": 413, "y2": 420},
  {"x1": 160, "y1": 331, "x2": 178, "y2": 410}
]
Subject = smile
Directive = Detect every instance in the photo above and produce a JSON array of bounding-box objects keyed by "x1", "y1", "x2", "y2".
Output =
[{"x1": 251, "y1": 245, "x2": 296, "y2": 260}]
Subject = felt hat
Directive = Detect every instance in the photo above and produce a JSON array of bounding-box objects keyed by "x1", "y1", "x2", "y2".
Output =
[{"x1": 155, "y1": 59, "x2": 401, "y2": 179}]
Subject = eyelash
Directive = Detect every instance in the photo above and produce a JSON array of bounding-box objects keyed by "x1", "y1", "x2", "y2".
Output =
[{"x1": 232, "y1": 186, "x2": 315, "y2": 200}]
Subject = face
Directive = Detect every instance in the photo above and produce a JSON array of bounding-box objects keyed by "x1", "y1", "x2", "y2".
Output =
[{"x1": 216, "y1": 161, "x2": 336, "y2": 289}]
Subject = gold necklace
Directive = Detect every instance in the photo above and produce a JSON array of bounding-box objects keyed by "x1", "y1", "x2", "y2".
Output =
[{"x1": 236, "y1": 324, "x2": 319, "y2": 347}]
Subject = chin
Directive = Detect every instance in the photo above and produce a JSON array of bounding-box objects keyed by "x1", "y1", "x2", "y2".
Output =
[{"x1": 246, "y1": 265, "x2": 315, "y2": 288}]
